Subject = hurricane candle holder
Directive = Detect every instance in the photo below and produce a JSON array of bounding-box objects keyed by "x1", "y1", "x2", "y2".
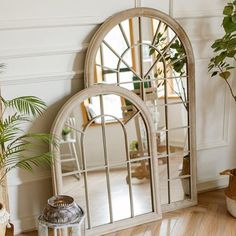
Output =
[{"x1": 38, "y1": 195, "x2": 85, "y2": 236}]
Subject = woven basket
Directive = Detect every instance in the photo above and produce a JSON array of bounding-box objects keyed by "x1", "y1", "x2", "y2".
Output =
[{"x1": 220, "y1": 169, "x2": 236, "y2": 217}]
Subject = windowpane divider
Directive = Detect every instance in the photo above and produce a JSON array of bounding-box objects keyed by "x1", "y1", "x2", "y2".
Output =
[
  {"x1": 157, "y1": 150, "x2": 190, "y2": 159},
  {"x1": 163, "y1": 62, "x2": 171, "y2": 204},
  {"x1": 62, "y1": 156, "x2": 152, "y2": 176},
  {"x1": 156, "y1": 125, "x2": 190, "y2": 132},
  {"x1": 168, "y1": 174, "x2": 191, "y2": 181},
  {"x1": 100, "y1": 95, "x2": 114, "y2": 224}
]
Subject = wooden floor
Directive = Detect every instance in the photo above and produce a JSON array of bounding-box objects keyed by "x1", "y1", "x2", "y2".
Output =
[{"x1": 18, "y1": 189, "x2": 236, "y2": 236}]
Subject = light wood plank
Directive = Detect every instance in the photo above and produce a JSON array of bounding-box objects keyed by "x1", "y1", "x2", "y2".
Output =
[{"x1": 17, "y1": 189, "x2": 236, "y2": 236}]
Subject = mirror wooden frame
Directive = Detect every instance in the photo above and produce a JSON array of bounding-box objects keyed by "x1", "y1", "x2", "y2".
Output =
[
  {"x1": 50, "y1": 84, "x2": 162, "y2": 235},
  {"x1": 84, "y1": 7, "x2": 197, "y2": 212}
]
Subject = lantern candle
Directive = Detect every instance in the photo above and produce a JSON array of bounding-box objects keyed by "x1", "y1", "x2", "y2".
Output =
[{"x1": 38, "y1": 195, "x2": 85, "y2": 236}]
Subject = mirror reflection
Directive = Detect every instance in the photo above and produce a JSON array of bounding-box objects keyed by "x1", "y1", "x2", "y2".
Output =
[
  {"x1": 94, "y1": 17, "x2": 187, "y2": 97},
  {"x1": 59, "y1": 94, "x2": 154, "y2": 229},
  {"x1": 91, "y1": 16, "x2": 191, "y2": 206}
]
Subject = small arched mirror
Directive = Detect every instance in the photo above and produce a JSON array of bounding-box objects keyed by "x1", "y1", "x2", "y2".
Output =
[
  {"x1": 51, "y1": 84, "x2": 161, "y2": 235},
  {"x1": 85, "y1": 7, "x2": 197, "y2": 211}
]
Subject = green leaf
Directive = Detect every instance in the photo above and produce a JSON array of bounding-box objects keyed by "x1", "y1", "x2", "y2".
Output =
[
  {"x1": 226, "y1": 66, "x2": 235, "y2": 70},
  {"x1": 2, "y1": 96, "x2": 47, "y2": 117},
  {"x1": 227, "y1": 38, "x2": 236, "y2": 49},
  {"x1": 0, "y1": 93, "x2": 58, "y2": 184},
  {"x1": 211, "y1": 39, "x2": 222, "y2": 49},
  {"x1": 219, "y1": 71, "x2": 231, "y2": 79},
  {"x1": 170, "y1": 40, "x2": 181, "y2": 49},
  {"x1": 208, "y1": 64, "x2": 214, "y2": 71},
  {"x1": 232, "y1": 15, "x2": 236, "y2": 23},
  {"x1": 149, "y1": 48, "x2": 155, "y2": 56},
  {"x1": 223, "y1": 16, "x2": 236, "y2": 33},
  {"x1": 0, "y1": 114, "x2": 29, "y2": 145},
  {"x1": 214, "y1": 51, "x2": 227, "y2": 65},
  {"x1": 223, "y1": 5, "x2": 233, "y2": 16},
  {"x1": 14, "y1": 152, "x2": 52, "y2": 171},
  {"x1": 227, "y1": 49, "x2": 236, "y2": 57},
  {"x1": 211, "y1": 71, "x2": 218, "y2": 77}
]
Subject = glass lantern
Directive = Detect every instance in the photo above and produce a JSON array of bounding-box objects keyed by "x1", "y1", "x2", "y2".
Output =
[{"x1": 38, "y1": 195, "x2": 85, "y2": 236}]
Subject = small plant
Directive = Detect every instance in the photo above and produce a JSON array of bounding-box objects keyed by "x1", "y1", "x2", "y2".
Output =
[
  {"x1": 62, "y1": 127, "x2": 71, "y2": 136},
  {"x1": 130, "y1": 140, "x2": 139, "y2": 152},
  {"x1": 208, "y1": 1, "x2": 236, "y2": 102}
]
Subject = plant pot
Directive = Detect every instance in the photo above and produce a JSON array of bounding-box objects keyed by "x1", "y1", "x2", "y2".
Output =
[
  {"x1": 181, "y1": 155, "x2": 190, "y2": 175},
  {"x1": 62, "y1": 134, "x2": 71, "y2": 142},
  {"x1": 220, "y1": 169, "x2": 236, "y2": 217},
  {"x1": 225, "y1": 196, "x2": 236, "y2": 217},
  {"x1": 0, "y1": 186, "x2": 8, "y2": 236},
  {"x1": 180, "y1": 155, "x2": 190, "y2": 196}
]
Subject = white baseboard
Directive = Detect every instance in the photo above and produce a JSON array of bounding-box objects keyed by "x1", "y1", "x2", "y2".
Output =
[
  {"x1": 197, "y1": 176, "x2": 228, "y2": 193},
  {"x1": 12, "y1": 215, "x2": 38, "y2": 235}
]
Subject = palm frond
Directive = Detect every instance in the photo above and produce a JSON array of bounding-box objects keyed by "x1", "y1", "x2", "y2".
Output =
[
  {"x1": 0, "y1": 113, "x2": 28, "y2": 145},
  {"x1": 22, "y1": 133, "x2": 59, "y2": 147},
  {"x1": 1, "y1": 113, "x2": 22, "y2": 128},
  {"x1": 1, "y1": 132, "x2": 58, "y2": 168},
  {"x1": 4, "y1": 142, "x2": 30, "y2": 158},
  {"x1": 0, "y1": 92, "x2": 56, "y2": 184},
  {"x1": 1, "y1": 96, "x2": 47, "y2": 117},
  {"x1": 6, "y1": 138, "x2": 30, "y2": 151},
  {"x1": 0, "y1": 131, "x2": 19, "y2": 145},
  {"x1": 8, "y1": 152, "x2": 52, "y2": 172},
  {"x1": 0, "y1": 64, "x2": 4, "y2": 72},
  {"x1": 0, "y1": 113, "x2": 29, "y2": 132}
]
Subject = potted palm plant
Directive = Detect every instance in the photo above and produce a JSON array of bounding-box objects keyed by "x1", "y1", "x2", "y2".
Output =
[
  {"x1": 0, "y1": 94, "x2": 57, "y2": 234},
  {"x1": 208, "y1": 1, "x2": 236, "y2": 217},
  {"x1": 0, "y1": 65, "x2": 56, "y2": 234}
]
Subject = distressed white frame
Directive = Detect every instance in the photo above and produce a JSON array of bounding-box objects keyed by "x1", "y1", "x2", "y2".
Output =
[{"x1": 51, "y1": 84, "x2": 162, "y2": 235}]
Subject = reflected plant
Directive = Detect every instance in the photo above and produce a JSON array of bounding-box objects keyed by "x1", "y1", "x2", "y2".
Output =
[
  {"x1": 167, "y1": 40, "x2": 187, "y2": 75},
  {"x1": 208, "y1": 1, "x2": 236, "y2": 102},
  {"x1": 149, "y1": 31, "x2": 188, "y2": 109},
  {"x1": 62, "y1": 127, "x2": 72, "y2": 136},
  {"x1": 130, "y1": 140, "x2": 139, "y2": 152}
]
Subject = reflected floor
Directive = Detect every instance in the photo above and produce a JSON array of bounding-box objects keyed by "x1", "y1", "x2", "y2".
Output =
[{"x1": 62, "y1": 156, "x2": 188, "y2": 228}]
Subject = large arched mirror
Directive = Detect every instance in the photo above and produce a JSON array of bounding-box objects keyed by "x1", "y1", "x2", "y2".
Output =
[
  {"x1": 51, "y1": 84, "x2": 161, "y2": 235},
  {"x1": 84, "y1": 7, "x2": 197, "y2": 211}
]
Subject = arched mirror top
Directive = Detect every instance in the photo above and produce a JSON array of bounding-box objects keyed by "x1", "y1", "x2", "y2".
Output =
[
  {"x1": 51, "y1": 84, "x2": 157, "y2": 139},
  {"x1": 85, "y1": 7, "x2": 195, "y2": 90},
  {"x1": 50, "y1": 84, "x2": 162, "y2": 233},
  {"x1": 84, "y1": 7, "x2": 197, "y2": 212}
]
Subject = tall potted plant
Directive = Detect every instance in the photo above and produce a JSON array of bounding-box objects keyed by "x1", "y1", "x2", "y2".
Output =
[
  {"x1": 208, "y1": 1, "x2": 236, "y2": 100},
  {"x1": 208, "y1": 1, "x2": 236, "y2": 217},
  {"x1": 0, "y1": 65, "x2": 56, "y2": 234}
]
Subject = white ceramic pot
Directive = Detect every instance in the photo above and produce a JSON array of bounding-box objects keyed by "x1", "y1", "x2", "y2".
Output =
[
  {"x1": 226, "y1": 196, "x2": 236, "y2": 218},
  {"x1": 0, "y1": 183, "x2": 11, "y2": 235},
  {"x1": 0, "y1": 190, "x2": 9, "y2": 236},
  {"x1": 62, "y1": 134, "x2": 71, "y2": 142},
  {"x1": 0, "y1": 204, "x2": 9, "y2": 235}
]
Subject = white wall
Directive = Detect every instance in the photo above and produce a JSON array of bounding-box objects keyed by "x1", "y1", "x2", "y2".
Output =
[
  {"x1": 172, "y1": 0, "x2": 236, "y2": 191},
  {"x1": 1, "y1": 0, "x2": 235, "y2": 233}
]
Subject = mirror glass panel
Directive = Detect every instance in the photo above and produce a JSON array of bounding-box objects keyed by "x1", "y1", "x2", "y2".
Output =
[
  {"x1": 57, "y1": 92, "x2": 157, "y2": 229},
  {"x1": 86, "y1": 14, "x2": 194, "y2": 206}
]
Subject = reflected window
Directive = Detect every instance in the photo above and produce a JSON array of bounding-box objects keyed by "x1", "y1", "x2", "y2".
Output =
[
  {"x1": 95, "y1": 19, "x2": 135, "y2": 90},
  {"x1": 82, "y1": 95, "x2": 125, "y2": 124},
  {"x1": 95, "y1": 17, "x2": 187, "y2": 104}
]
